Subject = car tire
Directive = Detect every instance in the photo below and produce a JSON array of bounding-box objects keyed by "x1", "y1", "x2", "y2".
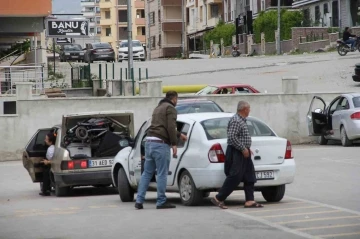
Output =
[
  {"x1": 179, "y1": 171, "x2": 203, "y2": 206},
  {"x1": 117, "y1": 167, "x2": 134, "y2": 202},
  {"x1": 202, "y1": 192, "x2": 210, "y2": 198},
  {"x1": 318, "y1": 134, "x2": 328, "y2": 145},
  {"x1": 341, "y1": 126, "x2": 352, "y2": 147},
  {"x1": 55, "y1": 183, "x2": 70, "y2": 197},
  {"x1": 261, "y1": 185, "x2": 285, "y2": 202}
]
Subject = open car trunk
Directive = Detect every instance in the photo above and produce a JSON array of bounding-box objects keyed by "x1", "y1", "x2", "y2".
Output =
[{"x1": 61, "y1": 111, "x2": 135, "y2": 160}]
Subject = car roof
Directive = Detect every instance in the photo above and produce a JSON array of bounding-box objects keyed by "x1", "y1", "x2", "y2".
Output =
[
  {"x1": 177, "y1": 112, "x2": 263, "y2": 123},
  {"x1": 177, "y1": 99, "x2": 216, "y2": 104},
  {"x1": 208, "y1": 84, "x2": 253, "y2": 88},
  {"x1": 342, "y1": 93, "x2": 360, "y2": 98}
]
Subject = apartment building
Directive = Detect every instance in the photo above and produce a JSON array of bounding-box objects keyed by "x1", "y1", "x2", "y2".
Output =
[
  {"x1": 147, "y1": 0, "x2": 185, "y2": 59},
  {"x1": 186, "y1": 0, "x2": 223, "y2": 52},
  {"x1": 99, "y1": 0, "x2": 146, "y2": 50},
  {"x1": 81, "y1": 0, "x2": 101, "y2": 38}
]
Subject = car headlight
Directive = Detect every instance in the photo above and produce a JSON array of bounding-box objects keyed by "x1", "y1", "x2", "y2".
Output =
[{"x1": 65, "y1": 53, "x2": 70, "y2": 55}]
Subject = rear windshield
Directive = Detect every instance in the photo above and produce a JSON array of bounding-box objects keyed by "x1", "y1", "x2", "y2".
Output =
[
  {"x1": 196, "y1": 86, "x2": 218, "y2": 95},
  {"x1": 353, "y1": 97, "x2": 360, "y2": 108},
  {"x1": 176, "y1": 103, "x2": 223, "y2": 114},
  {"x1": 200, "y1": 117, "x2": 276, "y2": 140},
  {"x1": 64, "y1": 44, "x2": 82, "y2": 51},
  {"x1": 94, "y1": 43, "x2": 112, "y2": 49}
]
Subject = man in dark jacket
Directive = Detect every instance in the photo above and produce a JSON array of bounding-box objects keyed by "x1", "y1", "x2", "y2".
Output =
[
  {"x1": 135, "y1": 91, "x2": 186, "y2": 210},
  {"x1": 343, "y1": 27, "x2": 357, "y2": 51},
  {"x1": 211, "y1": 101, "x2": 263, "y2": 209}
]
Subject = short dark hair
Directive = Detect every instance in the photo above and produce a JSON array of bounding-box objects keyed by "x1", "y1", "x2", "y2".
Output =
[
  {"x1": 46, "y1": 132, "x2": 56, "y2": 145},
  {"x1": 165, "y1": 91, "x2": 178, "y2": 100},
  {"x1": 345, "y1": 27, "x2": 350, "y2": 31}
]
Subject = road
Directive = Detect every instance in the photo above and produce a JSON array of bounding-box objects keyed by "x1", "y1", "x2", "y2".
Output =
[
  {"x1": 91, "y1": 52, "x2": 360, "y2": 93},
  {"x1": 0, "y1": 144, "x2": 359, "y2": 239}
]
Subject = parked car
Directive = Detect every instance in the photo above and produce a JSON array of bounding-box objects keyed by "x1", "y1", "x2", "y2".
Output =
[
  {"x1": 59, "y1": 44, "x2": 85, "y2": 62},
  {"x1": 176, "y1": 99, "x2": 224, "y2": 114},
  {"x1": 22, "y1": 111, "x2": 135, "y2": 196},
  {"x1": 84, "y1": 42, "x2": 115, "y2": 63},
  {"x1": 307, "y1": 93, "x2": 360, "y2": 146},
  {"x1": 118, "y1": 40, "x2": 145, "y2": 62},
  {"x1": 112, "y1": 112, "x2": 295, "y2": 206},
  {"x1": 195, "y1": 84, "x2": 260, "y2": 95}
]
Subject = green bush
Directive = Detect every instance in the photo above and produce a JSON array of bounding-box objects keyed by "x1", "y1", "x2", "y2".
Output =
[
  {"x1": 204, "y1": 20, "x2": 236, "y2": 48},
  {"x1": 253, "y1": 10, "x2": 303, "y2": 43}
]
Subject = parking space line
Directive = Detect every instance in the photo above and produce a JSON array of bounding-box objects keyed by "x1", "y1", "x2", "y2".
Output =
[
  {"x1": 225, "y1": 209, "x2": 318, "y2": 239},
  {"x1": 261, "y1": 210, "x2": 340, "y2": 218},
  {"x1": 244, "y1": 205, "x2": 321, "y2": 214},
  {"x1": 297, "y1": 223, "x2": 360, "y2": 231},
  {"x1": 278, "y1": 215, "x2": 360, "y2": 225},
  {"x1": 318, "y1": 231, "x2": 360, "y2": 238}
]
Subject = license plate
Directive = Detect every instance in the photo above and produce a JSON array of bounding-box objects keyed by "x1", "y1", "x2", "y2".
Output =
[
  {"x1": 256, "y1": 171, "x2": 274, "y2": 180},
  {"x1": 88, "y1": 159, "x2": 114, "y2": 167},
  {"x1": 100, "y1": 55, "x2": 108, "y2": 57}
]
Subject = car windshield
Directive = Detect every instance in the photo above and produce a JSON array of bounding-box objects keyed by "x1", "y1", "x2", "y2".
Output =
[
  {"x1": 176, "y1": 103, "x2": 223, "y2": 114},
  {"x1": 200, "y1": 117, "x2": 276, "y2": 140},
  {"x1": 119, "y1": 41, "x2": 142, "y2": 48},
  {"x1": 196, "y1": 86, "x2": 219, "y2": 95},
  {"x1": 353, "y1": 96, "x2": 360, "y2": 108},
  {"x1": 64, "y1": 44, "x2": 82, "y2": 51},
  {"x1": 94, "y1": 43, "x2": 111, "y2": 49}
]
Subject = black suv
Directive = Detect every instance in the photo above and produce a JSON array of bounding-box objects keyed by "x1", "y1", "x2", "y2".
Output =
[
  {"x1": 84, "y1": 42, "x2": 115, "y2": 63},
  {"x1": 59, "y1": 44, "x2": 85, "y2": 62},
  {"x1": 175, "y1": 99, "x2": 224, "y2": 114}
]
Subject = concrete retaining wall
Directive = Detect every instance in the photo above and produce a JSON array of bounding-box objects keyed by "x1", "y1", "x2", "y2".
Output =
[
  {"x1": 0, "y1": 92, "x2": 344, "y2": 161},
  {"x1": 298, "y1": 40, "x2": 330, "y2": 52}
]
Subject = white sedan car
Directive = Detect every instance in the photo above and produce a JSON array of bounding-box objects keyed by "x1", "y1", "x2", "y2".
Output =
[{"x1": 112, "y1": 113, "x2": 296, "y2": 206}]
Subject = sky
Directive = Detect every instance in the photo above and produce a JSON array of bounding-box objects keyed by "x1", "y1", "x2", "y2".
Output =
[{"x1": 52, "y1": 0, "x2": 82, "y2": 14}]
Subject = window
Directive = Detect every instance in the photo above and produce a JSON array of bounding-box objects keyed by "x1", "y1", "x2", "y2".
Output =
[
  {"x1": 323, "y1": 3, "x2": 329, "y2": 14},
  {"x1": 33, "y1": 129, "x2": 51, "y2": 151},
  {"x1": 105, "y1": 28, "x2": 111, "y2": 36},
  {"x1": 235, "y1": 87, "x2": 250, "y2": 93},
  {"x1": 158, "y1": 34, "x2": 161, "y2": 48},
  {"x1": 217, "y1": 88, "x2": 232, "y2": 94},
  {"x1": 96, "y1": 17, "x2": 101, "y2": 24},
  {"x1": 93, "y1": 42, "x2": 112, "y2": 48},
  {"x1": 95, "y1": 7, "x2": 100, "y2": 13},
  {"x1": 210, "y1": 4, "x2": 219, "y2": 18},
  {"x1": 151, "y1": 36, "x2": 155, "y2": 49},
  {"x1": 196, "y1": 86, "x2": 218, "y2": 95},
  {"x1": 176, "y1": 122, "x2": 191, "y2": 148},
  {"x1": 141, "y1": 27, "x2": 146, "y2": 35},
  {"x1": 105, "y1": 11, "x2": 111, "y2": 19},
  {"x1": 118, "y1": 10, "x2": 128, "y2": 22},
  {"x1": 329, "y1": 97, "x2": 341, "y2": 114},
  {"x1": 353, "y1": 97, "x2": 360, "y2": 108},
  {"x1": 90, "y1": 18, "x2": 95, "y2": 22},
  {"x1": 118, "y1": 0, "x2": 127, "y2": 5},
  {"x1": 261, "y1": 0, "x2": 265, "y2": 11},
  {"x1": 315, "y1": 5, "x2": 320, "y2": 24},
  {"x1": 199, "y1": 6, "x2": 203, "y2": 22},
  {"x1": 338, "y1": 98, "x2": 349, "y2": 110},
  {"x1": 176, "y1": 103, "x2": 223, "y2": 114},
  {"x1": 97, "y1": 27, "x2": 101, "y2": 34},
  {"x1": 149, "y1": 12, "x2": 155, "y2": 25},
  {"x1": 200, "y1": 117, "x2": 275, "y2": 140},
  {"x1": 158, "y1": 10, "x2": 161, "y2": 22}
]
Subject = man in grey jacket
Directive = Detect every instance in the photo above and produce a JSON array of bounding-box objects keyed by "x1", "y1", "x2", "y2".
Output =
[{"x1": 135, "y1": 91, "x2": 186, "y2": 209}]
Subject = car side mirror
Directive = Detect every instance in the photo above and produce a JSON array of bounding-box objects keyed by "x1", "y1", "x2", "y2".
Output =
[
  {"x1": 314, "y1": 108, "x2": 323, "y2": 114},
  {"x1": 119, "y1": 139, "x2": 130, "y2": 148}
]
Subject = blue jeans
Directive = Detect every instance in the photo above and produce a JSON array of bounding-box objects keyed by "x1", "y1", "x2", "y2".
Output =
[
  {"x1": 136, "y1": 141, "x2": 170, "y2": 206},
  {"x1": 345, "y1": 39, "x2": 356, "y2": 49}
]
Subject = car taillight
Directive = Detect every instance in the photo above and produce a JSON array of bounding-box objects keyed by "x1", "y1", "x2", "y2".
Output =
[
  {"x1": 61, "y1": 160, "x2": 88, "y2": 170},
  {"x1": 208, "y1": 143, "x2": 225, "y2": 163},
  {"x1": 285, "y1": 140, "x2": 293, "y2": 159},
  {"x1": 350, "y1": 112, "x2": 360, "y2": 120},
  {"x1": 92, "y1": 50, "x2": 97, "y2": 53}
]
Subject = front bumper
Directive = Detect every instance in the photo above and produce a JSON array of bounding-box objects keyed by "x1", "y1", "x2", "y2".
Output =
[
  {"x1": 118, "y1": 52, "x2": 145, "y2": 61},
  {"x1": 54, "y1": 169, "x2": 112, "y2": 187},
  {"x1": 188, "y1": 159, "x2": 296, "y2": 190}
]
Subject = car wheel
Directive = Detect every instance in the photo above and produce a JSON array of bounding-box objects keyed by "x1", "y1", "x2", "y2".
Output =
[
  {"x1": 341, "y1": 126, "x2": 352, "y2": 147},
  {"x1": 117, "y1": 167, "x2": 134, "y2": 202},
  {"x1": 55, "y1": 183, "x2": 70, "y2": 197},
  {"x1": 179, "y1": 171, "x2": 203, "y2": 206},
  {"x1": 318, "y1": 134, "x2": 328, "y2": 145},
  {"x1": 261, "y1": 185, "x2": 285, "y2": 202}
]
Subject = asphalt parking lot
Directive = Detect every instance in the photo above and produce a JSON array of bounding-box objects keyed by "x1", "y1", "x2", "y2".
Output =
[{"x1": 0, "y1": 144, "x2": 359, "y2": 239}]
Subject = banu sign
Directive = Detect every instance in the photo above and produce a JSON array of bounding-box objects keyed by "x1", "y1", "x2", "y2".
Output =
[{"x1": 46, "y1": 19, "x2": 90, "y2": 38}]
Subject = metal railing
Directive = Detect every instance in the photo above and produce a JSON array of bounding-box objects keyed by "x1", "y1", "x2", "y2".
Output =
[{"x1": 0, "y1": 66, "x2": 45, "y2": 95}]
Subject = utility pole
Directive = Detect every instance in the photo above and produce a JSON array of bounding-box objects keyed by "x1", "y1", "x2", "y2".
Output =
[
  {"x1": 116, "y1": 0, "x2": 119, "y2": 62},
  {"x1": 127, "y1": 0, "x2": 133, "y2": 79},
  {"x1": 276, "y1": 0, "x2": 281, "y2": 55},
  {"x1": 147, "y1": 0, "x2": 151, "y2": 60},
  {"x1": 181, "y1": 0, "x2": 185, "y2": 57}
]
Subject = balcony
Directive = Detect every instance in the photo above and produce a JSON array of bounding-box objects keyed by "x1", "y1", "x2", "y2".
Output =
[
  {"x1": 161, "y1": 0, "x2": 182, "y2": 6},
  {"x1": 162, "y1": 22, "x2": 182, "y2": 31},
  {"x1": 207, "y1": 16, "x2": 221, "y2": 27},
  {"x1": 186, "y1": 0, "x2": 195, "y2": 7},
  {"x1": 135, "y1": 0, "x2": 145, "y2": 8},
  {"x1": 100, "y1": 19, "x2": 113, "y2": 25},
  {"x1": 89, "y1": 22, "x2": 96, "y2": 27},
  {"x1": 207, "y1": 0, "x2": 222, "y2": 4},
  {"x1": 99, "y1": 0, "x2": 112, "y2": 8},
  {"x1": 81, "y1": 0, "x2": 96, "y2": 7},
  {"x1": 83, "y1": 11, "x2": 96, "y2": 17},
  {"x1": 135, "y1": 18, "x2": 146, "y2": 25},
  {"x1": 136, "y1": 35, "x2": 146, "y2": 42}
]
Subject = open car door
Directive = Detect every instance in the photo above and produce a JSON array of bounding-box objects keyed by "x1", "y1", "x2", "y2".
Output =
[
  {"x1": 22, "y1": 128, "x2": 52, "y2": 182},
  {"x1": 306, "y1": 96, "x2": 327, "y2": 136}
]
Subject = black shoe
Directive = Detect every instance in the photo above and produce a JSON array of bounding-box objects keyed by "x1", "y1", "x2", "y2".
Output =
[
  {"x1": 39, "y1": 191, "x2": 50, "y2": 196},
  {"x1": 156, "y1": 202, "x2": 176, "y2": 209},
  {"x1": 135, "y1": 203, "x2": 143, "y2": 210}
]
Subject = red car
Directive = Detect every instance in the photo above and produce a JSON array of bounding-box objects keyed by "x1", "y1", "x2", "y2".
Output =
[{"x1": 195, "y1": 84, "x2": 260, "y2": 95}]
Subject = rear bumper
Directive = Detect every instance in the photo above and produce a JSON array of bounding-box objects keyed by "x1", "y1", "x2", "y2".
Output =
[
  {"x1": 63, "y1": 55, "x2": 84, "y2": 60},
  {"x1": 54, "y1": 169, "x2": 112, "y2": 187},
  {"x1": 188, "y1": 159, "x2": 296, "y2": 190}
]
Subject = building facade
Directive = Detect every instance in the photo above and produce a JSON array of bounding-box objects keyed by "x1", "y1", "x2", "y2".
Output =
[
  {"x1": 81, "y1": 0, "x2": 102, "y2": 39},
  {"x1": 146, "y1": 0, "x2": 185, "y2": 59},
  {"x1": 99, "y1": 0, "x2": 146, "y2": 50}
]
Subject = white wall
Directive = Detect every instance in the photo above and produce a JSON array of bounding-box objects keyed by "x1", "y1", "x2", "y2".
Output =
[{"x1": 0, "y1": 92, "x2": 344, "y2": 161}]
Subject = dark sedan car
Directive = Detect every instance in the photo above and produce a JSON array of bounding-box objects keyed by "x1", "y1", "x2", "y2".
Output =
[
  {"x1": 59, "y1": 44, "x2": 85, "y2": 62},
  {"x1": 84, "y1": 42, "x2": 115, "y2": 63},
  {"x1": 176, "y1": 99, "x2": 224, "y2": 114}
]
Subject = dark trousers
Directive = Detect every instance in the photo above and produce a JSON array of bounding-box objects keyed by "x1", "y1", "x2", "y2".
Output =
[
  {"x1": 216, "y1": 176, "x2": 255, "y2": 202},
  {"x1": 42, "y1": 165, "x2": 51, "y2": 192}
]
